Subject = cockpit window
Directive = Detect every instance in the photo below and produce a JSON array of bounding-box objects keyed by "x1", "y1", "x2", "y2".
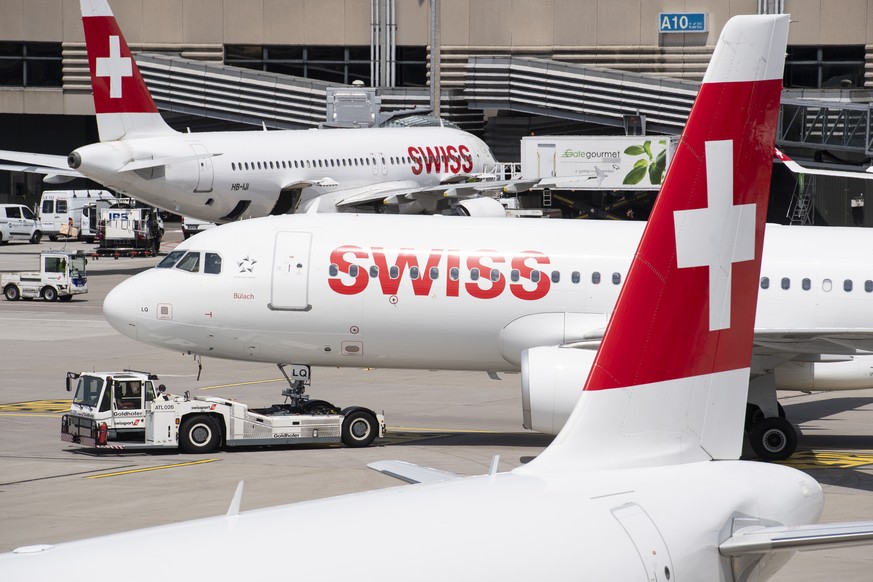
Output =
[
  {"x1": 175, "y1": 252, "x2": 201, "y2": 273},
  {"x1": 158, "y1": 250, "x2": 186, "y2": 268},
  {"x1": 205, "y1": 253, "x2": 222, "y2": 274}
]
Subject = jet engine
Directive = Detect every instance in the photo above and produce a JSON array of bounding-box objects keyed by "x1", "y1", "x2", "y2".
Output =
[
  {"x1": 773, "y1": 356, "x2": 873, "y2": 391},
  {"x1": 452, "y1": 196, "x2": 507, "y2": 217},
  {"x1": 520, "y1": 346, "x2": 597, "y2": 434}
]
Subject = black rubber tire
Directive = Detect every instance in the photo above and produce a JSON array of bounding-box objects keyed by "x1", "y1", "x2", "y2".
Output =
[
  {"x1": 341, "y1": 410, "x2": 378, "y2": 448},
  {"x1": 749, "y1": 416, "x2": 797, "y2": 461},
  {"x1": 30, "y1": 231, "x2": 42, "y2": 244},
  {"x1": 4, "y1": 285, "x2": 20, "y2": 301},
  {"x1": 303, "y1": 399, "x2": 339, "y2": 415},
  {"x1": 42, "y1": 286, "x2": 58, "y2": 302},
  {"x1": 59, "y1": 294, "x2": 73, "y2": 302},
  {"x1": 49, "y1": 235, "x2": 58, "y2": 242},
  {"x1": 179, "y1": 415, "x2": 221, "y2": 453},
  {"x1": 744, "y1": 402, "x2": 786, "y2": 430}
]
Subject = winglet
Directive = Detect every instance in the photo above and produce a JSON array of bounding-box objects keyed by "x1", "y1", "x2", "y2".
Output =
[
  {"x1": 80, "y1": 0, "x2": 175, "y2": 140},
  {"x1": 226, "y1": 480, "x2": 244, "y2": 517},
  {"x1": 518, "y1": 15, "x2": 789, "y2": 473}
]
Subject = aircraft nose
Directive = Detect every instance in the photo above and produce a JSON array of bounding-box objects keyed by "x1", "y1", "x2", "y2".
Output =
[{"x1": 103, "y1": 277, "x2": 139, "y2": 341}]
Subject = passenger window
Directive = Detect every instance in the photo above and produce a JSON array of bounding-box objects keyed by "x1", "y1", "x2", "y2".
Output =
[
  {"x1": 531, "y1": 270, "x2": 541, "y2": 283},
  {"x1": 760, "y1": 277, "x2": 769, "y2": 289},
  {"x1": 571, "y1": 271, "x2": 581, "y2": 284},
  {"x1": 409, "y1": 266, "x2": 420, "y2": 280},
  {"x1": 822, "y1": 278, "x2": 832, "y2": 292},
  {"x1": 781, "y1": 277, "x2": 790, "y2": 290},
  {"x1": 158, "y1": 250, "x2": 185, "y2": 268},
  {"x1": 369, "y1": 266, "x2": 378, "y2": 278},
  {"x1": 491, "y1": 268, "x2": 501, "y2": 282},
  {"x1": 349, "y1": 265, "x2": 359, "y2": 278},
  {"x1": 329, "y1": 264, "x2": 338, "y2": 277},
  {"x1": 551, "y1": 271, "x2": 560, "y2": 283},
  {"x1": 389, "y1": 266, "x2": 399, "y2": 279},
  {"x1": 612, "y1": 272, "x2": 621, "y2": 285},
  {"x1": 802, "y1": 278, "x2": 811, "y2": 291},
  {"x1": 866, "y1": 280, "x2": 873, "y2": 293},
  {"x1": 429, "y1": 267, "x2": 439, "y2": 280},
  {"x1": 844, "y1": 279, "x2": 853, "y2": 292},
  {"x1": 592, "y1": 272, "x2": 601, "y2": 284},
  {"x1": 470, "y1": 268, "x2": 480, "y2": 281},
  {"x1": 175, "y1": 252, "x2": 201, "y2": 273},
  {"x1": 205, "y1": 253, "x2": 222, "y2": 274},
  {"x1": 450, "y1": 267, "x2": 460, "y2": 281},
  {"x1": 510, "y1": 269, "x2": 520, "y2": 282}
]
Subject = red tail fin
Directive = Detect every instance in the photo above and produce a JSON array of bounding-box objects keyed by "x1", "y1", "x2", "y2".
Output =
[
  {"x1": 519, "y1": 15, "x2": 789, "y2": 472},
  {"x1": 81, "y1": 0, "x2": 173, "y2": 140}
]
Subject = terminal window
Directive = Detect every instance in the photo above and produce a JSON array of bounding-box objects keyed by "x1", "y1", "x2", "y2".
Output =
[
  {"x1": 225, "y1": 44, "x2": 426, "y2": 87},
  {"x1": 784, "y1": 46, "x2": 866, "y2": 89},
  {"x1": 0, "y1": 42, "x2": 62, "y2": 87}
]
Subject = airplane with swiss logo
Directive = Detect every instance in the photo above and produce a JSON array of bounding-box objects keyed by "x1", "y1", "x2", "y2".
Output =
[
  {"x1": 0, "y1": 0, "x2": 509, "y2": 222},
  {"x1": 8, "y1": 16, "x2": 873, "y2": 581},
  {"x1": 103, "y1": 181, "x2": 873, "y2": 459}
]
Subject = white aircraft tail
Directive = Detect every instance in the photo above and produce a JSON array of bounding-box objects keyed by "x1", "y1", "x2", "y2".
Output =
[
  {"x1": 80, "y1": 0, "x2": 176, "y2": 141},
  {"x1": 518, "y1": 15, "x2": 789, "y2": 473}
]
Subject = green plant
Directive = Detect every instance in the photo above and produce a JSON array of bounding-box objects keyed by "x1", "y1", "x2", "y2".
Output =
[{"x1": 623, "y1": 140, "x2": 668, "y2": 185}]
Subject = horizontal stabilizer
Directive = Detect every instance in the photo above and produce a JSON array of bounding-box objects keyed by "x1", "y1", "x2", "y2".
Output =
[
  {"x1": 720, "y1": 521, "x2": 873, "y2": 555},
  {"x1": 775, "y1": 148, "x2": 873, "y2": 180},
  {"x1": 0, "y1": 163, "x2": 81, "y2": 182},
  {"x1": 0, "y1": 149, "x2": 73, "y2": 171},
  {"x1": 368, "y1": 460, "x2": 461, "y2": 485},
  {"x1": 118, "y1": 152, "x2": 221, "y2": 172}
]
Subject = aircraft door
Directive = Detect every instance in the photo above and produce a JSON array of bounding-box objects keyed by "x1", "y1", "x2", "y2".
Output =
[
  {"x1": 611, "y1": 503, "x2": 674, "y2": 581},
  {"x1": 270, "y1": 232, "x2": 312, "y2": 310},
  {"x1": 537, "y1": 143, "x2": 557, "y2": 177},
  {"x1": 191, "y1": 144, "x2": 214, "y2": 193}
]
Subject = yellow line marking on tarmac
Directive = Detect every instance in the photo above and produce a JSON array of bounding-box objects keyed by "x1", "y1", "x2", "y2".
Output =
[
  {"x1": 0, "y1": 399, "x2": 71, "y2": 414},
  {"x1": 87, "y1": 458, "x2": 218, "y2": 479},
  {"x1": 778, "y1": 450, "x2": 873, "y2": 470}
]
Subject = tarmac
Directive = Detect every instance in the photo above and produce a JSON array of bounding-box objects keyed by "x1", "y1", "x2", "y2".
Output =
[{"x1": 1, "y1": 224, "x2": 873, "y2": 579}]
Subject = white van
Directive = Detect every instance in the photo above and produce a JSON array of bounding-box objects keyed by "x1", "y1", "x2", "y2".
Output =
[
  {"x1": 39, "y1": 190, "x2": 116, "y2": 240},
  {"x1": 0, "y1": 204, "x2": 42, "y2": 244}
]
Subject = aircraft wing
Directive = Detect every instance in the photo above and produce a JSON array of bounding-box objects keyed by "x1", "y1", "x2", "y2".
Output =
[
  {"x1": 0, "y1": 163, "x2": 80, "y2": 183},
  {"x1": 752, "y1": 330, "x2": 873, "y2": 356},
  {"x1": 368, "y1": 460, "x2": 461, "y2": 485},
  {"x1": 720, "y1": 521, "x2": 873, "y2": 555},
  {"x1": 775, "y1": 148, "x2": 873, "y2": 180}
]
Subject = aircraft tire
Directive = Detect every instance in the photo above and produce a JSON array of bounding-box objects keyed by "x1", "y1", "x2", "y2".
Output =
[
  {"x1": 303, "y1": 400, "x2": 339, "y2": 415},
  {"x1": 4, "y1": 285, "x2": 20, "y2": 301},
  {"x1": 179, "y1": 415, "x2": 221, "y2": 453},
  {"x1": 341, "y1": 410, "x2": 378, "y2": 448},
  {"x1": 749, "y1": 416, "x2": 797, "y2": 461}
]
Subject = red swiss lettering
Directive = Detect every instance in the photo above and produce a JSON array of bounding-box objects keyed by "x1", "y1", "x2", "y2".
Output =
[
  {"x1": 328, "y1": 246, "x2": 369, "y2": 295},
  {"x1": 465, "y1": 251, "x2": 505, "y2": 300},
  {"x1": 510, "y1": 251, "x2": 551, "y2": 300}
]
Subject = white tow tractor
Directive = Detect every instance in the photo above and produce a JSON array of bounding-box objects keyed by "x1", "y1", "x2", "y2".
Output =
[
  {"x1": 2, "y1": 250, "x2": 88, "y2": 301},
  {"x1": 61, "y1": 368, "x2": 385, "y2": 453}
]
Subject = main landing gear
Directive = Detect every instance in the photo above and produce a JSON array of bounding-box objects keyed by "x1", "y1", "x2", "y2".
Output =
[
  {"x1": 277, "y1": 364, "x2": 381, "y2": 448},
  {"x1": 745, "y1": 375, "x2": 797, "y2": 461}
]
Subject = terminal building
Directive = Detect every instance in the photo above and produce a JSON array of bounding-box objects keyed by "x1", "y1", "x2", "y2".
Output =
[{"x1": 0, "y1": 0, "x2": 871, "y2": 225}]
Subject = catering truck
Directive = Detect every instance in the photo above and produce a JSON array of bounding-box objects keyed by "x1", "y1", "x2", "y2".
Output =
[
  {"x1": 2, "y1": 251, "x2": 88, "y2": 301},
  {"x1": 61, "y1": 370, "x2": 385, "y2": 453}
]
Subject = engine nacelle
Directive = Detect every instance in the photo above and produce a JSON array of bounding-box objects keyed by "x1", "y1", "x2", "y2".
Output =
[
  {"x1": 453, "y1": 196, "x2": 507, "y2": 217},
  {"x1": 521, "y1": 346, "x2": 597, "y2": 434},
  {"x1": 774, "y1": 356, "x2": 873, "y2": 391}
]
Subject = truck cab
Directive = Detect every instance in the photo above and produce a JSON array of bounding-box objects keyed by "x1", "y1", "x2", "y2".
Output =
[{"x1": 63, "y1": 371, "x2": 162, "y2": 444}]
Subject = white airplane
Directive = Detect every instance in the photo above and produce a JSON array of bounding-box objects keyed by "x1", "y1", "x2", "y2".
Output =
[
  {"x1": 7, "y1": 16, "x2": 873, "y2": 580},
  {"x1": 0, "y1": 0, "x2": 506, "y2": 222},
  {"x1": 102, "y1": 177, "x2": 873, "y2": 459}
]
